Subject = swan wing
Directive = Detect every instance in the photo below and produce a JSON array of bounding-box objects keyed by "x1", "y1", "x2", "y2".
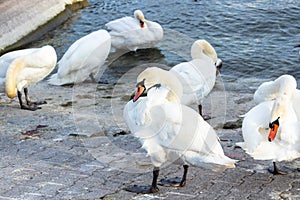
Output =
[
  {"x1": 171, "y1": 59, "x2": 216, "y2": 104},
  {"x1": 292, "y1": 89, "x2": 300, "y2": 120},
  {"x1": 147, "y1": 103, "x2": 224, "y2": 155},
  {"x1": 15, "y1": 45, "x2": 57, "y2": 86},
  {"x1": 0, "y1": 48, "x2": 39, "y2": 78},
  {"x1": 137, "y1": 103, "x2": 236, "y2": 168},
  {"x1": 49, "y1": 30, "x2": 111, "y2": 85},
  {"x1": 106, "y1": 16, "x2": 139, "y2": 35}
]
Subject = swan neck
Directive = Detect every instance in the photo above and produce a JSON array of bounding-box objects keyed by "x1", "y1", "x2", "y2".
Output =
[
  {"x1": 5, "y1": 58, "x2": 25, "y2": 99},
  {"x1": 134, "y1": 10, "x2": 145, "y2": 21},
  {"x1": 270, "y1": 75, "x2": 297, "y2": 122},
  {"x1": 191, "y1": 40, "x2": 218, "y2": 63}
]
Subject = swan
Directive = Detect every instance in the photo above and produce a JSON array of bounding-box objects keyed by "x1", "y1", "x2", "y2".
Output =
[
  {"x1": 123, "y1": 83, "x2": 236, "y2": 193},
  {"x1": 48, "y1": 29, "x2": 111, "y2": 85},
  {"x1": 135, "y1": 39, "x2": 222, "y2": 118},
  {"x1": 237, "y1": 75, "x2": 300, "y2": 174},
  {"x1": 0, "y1": 48, "x2": 41, "y2": 92},
  {"x1": 4, "y1": 45, "x2": 57, "y2": 110},
  {"x1": 105, "y1": 10, "x2": 163, "y2": 52}
]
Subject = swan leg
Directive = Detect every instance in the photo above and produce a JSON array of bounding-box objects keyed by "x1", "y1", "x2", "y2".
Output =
[
  {"x1": 158, "y1": 164, "x2": 189, "y2": 187},
  {"x1": 179, "y1": 164, "x2": 189, "y2": 187},
  {"x1": 89, "y1": 73, "x2": 97, "y2": 82},
  {"x1": 198, "y1": 104, "x2": 211, "y2": 120},
  {"x1": 125, "y1": 167, "x2": 160, "y2": 193},
  {"x1": 17, "y1": 91, "x2": 40, "y2": 111},
  {"x1": 24, "y1": 88, "x2": 46, "y2": 106},
  {"x1": 268, "y1": 162, "x2": 290, "y2": 175}
]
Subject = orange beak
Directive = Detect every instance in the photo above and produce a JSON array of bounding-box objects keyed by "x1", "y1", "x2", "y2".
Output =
[
  {"x1": 268, "y1": 117, "x2": 280, "y2": 142},
  {"x1": 133, "y1": 85, "x2": 145, "y2": 102}
]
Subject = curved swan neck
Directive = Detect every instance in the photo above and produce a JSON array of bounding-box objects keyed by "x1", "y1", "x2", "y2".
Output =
[
  {"x1": 5, "y1": 58, "x2": 25, "y2": 99},
  {"x1": 191, "y1": 40, "x2": 218, "y2": 63},
  {"x1": 270, "y1": 75, "x2": 297, "y2": 122},
  {"x1": 134, "y1": 10, "x2": 145, "y2": 21},
  {"x1": 147, "y1": 84, "x2": 179, "y2": 103},
  {"x1": 137, "y1": 67, "x2": 183, "y2": 101}
]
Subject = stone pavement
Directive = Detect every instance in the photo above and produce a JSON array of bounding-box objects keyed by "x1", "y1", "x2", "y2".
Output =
[{"x1": 0, "y1": 74, "x2": 299, "y2": 199}]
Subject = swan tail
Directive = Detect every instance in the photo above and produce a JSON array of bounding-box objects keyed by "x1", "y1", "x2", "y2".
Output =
[
  {"x1": 184, "y1": 151, "x2": 237, "y2": 170},
  {"x1": 0, "y1": 78, "x2": 6, "y2": 93},
  {"x1": 48, "y1": 73, "x2": 64, "y2": 86}
]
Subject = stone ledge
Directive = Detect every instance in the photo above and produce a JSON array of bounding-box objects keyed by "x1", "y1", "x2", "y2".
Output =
[{"x1": 0, "y1": 0, "x2": 89, "y2": 55}]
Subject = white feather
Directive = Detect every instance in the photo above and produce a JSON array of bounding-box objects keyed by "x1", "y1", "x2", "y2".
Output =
[
  {"x1": 48, "y1": 29, "x2": 111, "y2": 85},
  {"x1": 237, "y1": 75, "x2": 300, "y2": 162},
  {"x1": 124, "y1": 85, "x2": 237, "y2": 169},
  {"x1": 106, "y1": 10, "x2": 163, "y2": 52}
]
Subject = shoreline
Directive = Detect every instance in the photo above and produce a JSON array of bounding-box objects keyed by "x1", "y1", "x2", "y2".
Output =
[{"x1": 0, "y1": 0, "x2": 89, "y2": 55}]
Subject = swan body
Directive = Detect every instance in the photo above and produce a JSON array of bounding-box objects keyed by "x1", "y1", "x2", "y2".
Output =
[
  {"x1": 124, "y1": 84, "x2": 236, "y2": 171},
  {"x1": 0, "y1": 48, "x2": 40, "y2": 92},
  {"x1": 106, "y1": 10, "x2": 163, "y2": 52},
  {"x1": 170, "y1": 40, "x2": 220, "y2": 106},
  {"x1": 4, "y1": 45, "x2": 57, "y2": 110},
  {"x1": 136, "y1": 40, "x2": 222, "y2": 115},
  {"x1": 48, "y1": 30, "x2": 111, "y2": 85},
  {"x1": 124, "y1": 82, "x2": 236, "y2": 193},
  {"x1": 237, "y1": 75, "x2": 300, "y2": 171}
]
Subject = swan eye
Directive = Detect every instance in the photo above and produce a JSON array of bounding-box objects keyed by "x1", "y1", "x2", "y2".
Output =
[
  {"x1": 269, "y1": 117, "x2": 280, "y2": 129},
  {"x1": 269, "y1": 123, "x2": 274, "y2": 129}
]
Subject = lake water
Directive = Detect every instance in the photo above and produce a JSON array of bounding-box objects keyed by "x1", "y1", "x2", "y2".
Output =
[{"x1": 30, "y1": 0, "x2": 300, "y2": 87}]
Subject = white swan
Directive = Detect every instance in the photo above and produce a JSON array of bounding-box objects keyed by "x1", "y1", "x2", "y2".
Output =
[
  {"x1": 135, "y1": 39, "x2": 222, "y2": 118},
  {"x1": 4, "y1": 45, "x2": 57, "y2": 110},
  {"x1": 237, "y1": 75, "x2": 300, "y2": 174},
  {"x1": 124, "y1": 83, "x2": 236, "y2": 193},
  {"x1": 106, "y1": 10, "x2": 163, "y2": 52},
  {"x1": 0, "y1": 48, "x2": 41, "y2": 92},
  {"x1": 48, "y1": 29, "x2": 111, "y2": 85}
]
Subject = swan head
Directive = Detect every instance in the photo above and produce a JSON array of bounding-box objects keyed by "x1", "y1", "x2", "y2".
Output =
[
  {"x1": 133, "y1": 80, "x2": 178, "y2": 103},
  {"x1": 191, "y1": 40, "x2": 221, "y2": 70},
  {"x1": 134, "y1": 10, "x2": 146, "y2": 28},
  {"x1": 135, "y1": 67, "x2": 183, "y2": 101},
  {"x1": 133, "y1": 78, "x2": 146, "y2": 102},
  {"x1": 268, "y1": 117, "x2": 280, "y2": 142}
]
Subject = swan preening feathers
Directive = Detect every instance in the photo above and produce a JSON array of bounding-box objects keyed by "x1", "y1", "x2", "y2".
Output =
[
  {"x1": 106, "y1": 10, "x2": 163, "y2": 52},
  {"x1": 124, "y1": 81, "x2": 236, "y2": 193},
  {"x1": 0, "y1": 45, "x2": 57, "y2": 110},
  {"x1": 48, "y1": 30, "x2": 111, "y2": 86},
  {"x1": 237, "y1": 75, "x2": 300, "y2": 174}
]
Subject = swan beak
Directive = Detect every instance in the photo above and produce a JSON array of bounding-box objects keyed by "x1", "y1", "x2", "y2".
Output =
[
  {"x1": 268, "y1": 117, "x2": 280, "y2": 142},
  {"x1": 216, "y1": 59, "x2": 223, "y2": 75},
  {"x1": 139, "y1": 20, "x2": 145, "y2": 28},
  {"x1": 133, "y1": 84, "x2": 145, "y2": 102}
]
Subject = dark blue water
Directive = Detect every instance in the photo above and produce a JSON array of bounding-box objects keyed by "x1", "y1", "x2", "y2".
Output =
[{"x1": 32, "y1": 0, "x2": 300, "y2": 85}]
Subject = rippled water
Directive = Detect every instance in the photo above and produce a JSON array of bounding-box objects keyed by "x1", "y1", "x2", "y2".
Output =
[{"x1": 31, "y1": 0, "x2": 300, "y2": 85}]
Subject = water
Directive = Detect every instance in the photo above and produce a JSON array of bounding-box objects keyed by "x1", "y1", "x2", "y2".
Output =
[{"x1": 30, "y1": 0, "x2": 300, "y2": 86}]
